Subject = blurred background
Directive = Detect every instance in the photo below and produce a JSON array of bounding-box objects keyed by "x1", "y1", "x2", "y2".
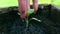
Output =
[{"x1": 0, "y1": 0, "x2": 60, "y2": 7}]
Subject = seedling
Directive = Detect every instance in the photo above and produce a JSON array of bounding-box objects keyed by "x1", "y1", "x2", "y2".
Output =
[
  {"x1": 25, "y1": 9, "x2": 42, "y2": 29},
  {"x1": 25, "y1": 9, "x2": 34, "y2": 29}
]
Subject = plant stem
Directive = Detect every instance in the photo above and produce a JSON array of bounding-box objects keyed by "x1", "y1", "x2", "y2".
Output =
[
  {"x1": 25, "y1": 9, "x2": 34, "y2": 30},
  {"x1": 25, "y1": 17, "x2": 29, "y2": 30}
]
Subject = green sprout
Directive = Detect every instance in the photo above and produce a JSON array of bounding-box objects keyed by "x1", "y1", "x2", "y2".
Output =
[
  {"x1": 25, "y1": 9, "x2": 34, "y2": 29},
  {"x1": 27, "y1": 9, "x2": 34, "y2": 15},
  {"x1": 25, "y1": 9, "x2": 42, "y2": 29}
]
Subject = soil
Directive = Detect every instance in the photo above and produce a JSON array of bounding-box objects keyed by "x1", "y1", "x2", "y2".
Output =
[{"x1": 0, "y1": 4, "x2": 60, "y2": 34}]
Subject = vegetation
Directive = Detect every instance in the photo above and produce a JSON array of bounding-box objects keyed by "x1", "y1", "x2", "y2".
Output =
[{"x1": 0, "y1": 0, "x2": 60, "y2": 7}]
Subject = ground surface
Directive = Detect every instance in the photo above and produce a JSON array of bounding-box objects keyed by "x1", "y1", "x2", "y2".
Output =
[
  {"x1": 0, "y1": 0, "x2": 60, "y2": 7},
  {"x1": 0, "y1": 5, "x2": 60, "y2": 34}
]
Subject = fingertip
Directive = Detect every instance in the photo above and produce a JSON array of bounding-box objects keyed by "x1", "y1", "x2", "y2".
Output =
[{"x1": 32, "y1": 0, "x2": 38, "y2": 12}]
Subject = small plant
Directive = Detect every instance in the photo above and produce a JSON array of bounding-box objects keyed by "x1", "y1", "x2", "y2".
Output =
[
  {"x1": 25, "y1": 9, "x2": 34, "y2": 29},
  {"x1": 25, "y1": 9, "x2": 42, "y2": 29}
]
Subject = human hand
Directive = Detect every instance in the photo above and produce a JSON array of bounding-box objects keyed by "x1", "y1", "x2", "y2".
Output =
[{"x1": 18, "y1": 0, "x2": 38, "y2": 19}]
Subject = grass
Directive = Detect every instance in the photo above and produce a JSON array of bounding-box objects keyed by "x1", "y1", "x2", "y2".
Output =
[{"x1": 0, "y1": 0, "x2": 60, "y2": 7}]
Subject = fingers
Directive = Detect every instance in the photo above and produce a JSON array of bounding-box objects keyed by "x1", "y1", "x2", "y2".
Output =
[
  {"x1": 20, "y1": 11, "x2": 28, "y2": 19},
  {"x1": 18, "y1": 0, "x2": 27, "y2": 19},
  {"x1": 32, "y1": 0, "x2": 38, "y2": 12},
  {"x1": 26, "y1": 0, "x2": 30, "y2": 9},
  {"x1": 18, "y1": 0, "x2": 38, "y2": 19}
]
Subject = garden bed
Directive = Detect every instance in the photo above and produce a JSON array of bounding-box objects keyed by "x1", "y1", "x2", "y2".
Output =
[{"x1": 0, "y1": 4, "x2": 60, "y2": 34}]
